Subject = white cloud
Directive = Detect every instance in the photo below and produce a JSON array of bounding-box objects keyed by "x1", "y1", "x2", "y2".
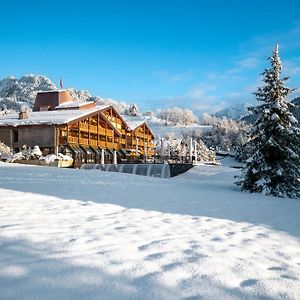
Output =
[{"x1": 145, "y1": 24, "x2": 300, "y2": 115}]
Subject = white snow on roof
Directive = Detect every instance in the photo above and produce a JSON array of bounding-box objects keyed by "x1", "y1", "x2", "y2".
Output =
[
  {"x1": 122, "y1": 115, "x2": 148, "y2": 130},
  {"x1": 0, "y1": 105, "x2": 110, "y2": 127},
  {"x1": 37, "y1": 89, "x2": 67, "y2": 93},
  {"x1": 55, "y1": 101, "x2": 95, "y2": 109}
]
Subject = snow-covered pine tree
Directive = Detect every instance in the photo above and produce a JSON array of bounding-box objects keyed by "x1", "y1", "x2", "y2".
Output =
[{"x1": 236, "y1": 45, "x2": 300, "y2": 198}]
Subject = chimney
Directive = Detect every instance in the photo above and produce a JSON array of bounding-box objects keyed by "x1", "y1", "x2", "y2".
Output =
[{"x1": 19, "y1": 107, "x2": 28, "y2": 119}]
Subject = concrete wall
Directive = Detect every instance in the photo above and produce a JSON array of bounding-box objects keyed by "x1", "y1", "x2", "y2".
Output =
[{"x1": 0, "y1": 126, "x2": 56, "y2": 150}]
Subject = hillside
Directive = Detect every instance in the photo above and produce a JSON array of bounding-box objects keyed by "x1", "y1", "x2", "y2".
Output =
[{"x1": 215, "y1": 102, "x2": 251, "y2": 120}]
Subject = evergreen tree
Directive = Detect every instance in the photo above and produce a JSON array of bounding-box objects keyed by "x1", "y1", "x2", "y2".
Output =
[{"x1": 236, "y1": 45, "x2": 300, "y2": 198}]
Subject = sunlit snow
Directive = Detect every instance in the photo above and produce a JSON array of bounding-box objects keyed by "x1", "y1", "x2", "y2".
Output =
[{"x1": 0, "y1": 162, "x2": 299, "y2": 299}]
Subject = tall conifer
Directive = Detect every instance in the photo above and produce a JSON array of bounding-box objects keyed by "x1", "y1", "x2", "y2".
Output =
[{"x1": 237, "y1": 45, "x2": 300, "y2": 198}]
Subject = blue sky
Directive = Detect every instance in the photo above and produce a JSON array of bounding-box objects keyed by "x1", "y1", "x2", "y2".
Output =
[{"x1": 1, "y1": 0, "x2": 300, "y2": 115}]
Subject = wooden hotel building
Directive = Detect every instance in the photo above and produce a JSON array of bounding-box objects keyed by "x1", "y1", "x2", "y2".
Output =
[{"x1": 0, "y1": 90, "x2": 155, "y2": 166}]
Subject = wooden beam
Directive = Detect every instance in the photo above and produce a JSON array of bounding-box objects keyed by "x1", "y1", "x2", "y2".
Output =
[{"x1": 97, "y1": 113, "x2": 99, "y2": 146}]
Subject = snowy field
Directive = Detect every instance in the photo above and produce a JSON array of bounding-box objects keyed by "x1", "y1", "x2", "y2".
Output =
[
  {"x1": 0, "y1": 163, "x2": 300, "y2": 300},
  {"x1": 148, "y1": 122, "x2": 211, "y2": 139}
]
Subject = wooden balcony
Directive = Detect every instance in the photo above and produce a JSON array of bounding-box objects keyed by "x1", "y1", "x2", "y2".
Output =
[
  {"x1": 68, "y1": 136, "x2": 79, "y2": 144},
  {"x1": 89, "y1": 140, "x2": 98, "y2": 146},
  {"x1": 106, "y1": 142, "x2": 118, "y2": 149},
  {"x1": 98, "y1": 141, "x2": 106, "y2": 148},
  {"x1": 89, "y1": 125, "x2": 98, "y2": 133},
  {"x1": 79, "y1": 123, "x2": 89, "y2": 131},
  {"x1": 79, "y1": 138, "x2": 89, "y2": 145},
  {"x1": 107, "y1": 129, "x2": 114, "y2": 136}
]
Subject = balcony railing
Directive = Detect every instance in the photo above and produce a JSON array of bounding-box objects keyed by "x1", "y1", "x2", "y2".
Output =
[
  {"x1": 79, "y1": 123, "x2": 89, "y2": 131},
  {"x1": 89, "y1": 140, "x2": 98, "y2": 146},
  {"x1": 68, "y1": 136, "x2": 79, "y2": 144},
  {"x1": 89, "y1": 125, "x2": 98, "y2": 133},
  {"x1": 98, "y1": 141, "x2": 106, "y2": 148},
  {"x1": 106, "y1": 142, "x2": 118, "y2": 149},
  {"x1": 79, "y1": 138, "x2": 89, "y2": 145}
]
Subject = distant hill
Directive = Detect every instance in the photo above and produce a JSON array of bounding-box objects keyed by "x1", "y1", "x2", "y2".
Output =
[{"x1": 215, "y1": 103, "x2": 251, "y2": 120}]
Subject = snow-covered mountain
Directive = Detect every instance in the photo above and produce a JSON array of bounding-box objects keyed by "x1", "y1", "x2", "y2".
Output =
[
  {"x1": 215, "y1": 103, "x2": 251, "y2": 120},
  {"x1": 0, "y1": 75, "x2": 57, "y2": 111},
  {"x1": 0, "y1": 74, "x2": 130, "y2": 113}
]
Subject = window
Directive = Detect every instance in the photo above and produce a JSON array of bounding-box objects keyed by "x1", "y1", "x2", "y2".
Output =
[
  {"x1": 61, "y1": 130, "x2": 67, "y2": 137},
  {"x1": 13, "y1": 130, "x2": 18, "y2": 142}
]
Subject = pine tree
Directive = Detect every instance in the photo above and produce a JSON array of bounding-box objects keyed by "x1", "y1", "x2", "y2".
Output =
[{"x1": 236, "y1": 45, "x2": 300, "y2": 198}]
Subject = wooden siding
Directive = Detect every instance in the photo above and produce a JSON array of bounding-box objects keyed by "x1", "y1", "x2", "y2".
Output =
[
  {"x1": 0, "y1": 107, "x2": 155, "y2": 158},
  {"x1": 0, "y1": 128, "x2": 12, "y2": 148}
]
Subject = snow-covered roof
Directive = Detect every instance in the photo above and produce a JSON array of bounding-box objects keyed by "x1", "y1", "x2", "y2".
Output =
[
  {"x1": 37, "y1": 89, "x2": 67, "y2": 93},
  {"x1": 122, "y1": 115, "x2": 155, "y2": 137},
  {"x1": 55, "y1": 101, "x2": 95, "y2": 109},
  {"x1": 122, "y1": 116, "x2": 149, "y2": 130},
  {"x1": 0, "y1": 105, "x2": 110, "y2": 127}
]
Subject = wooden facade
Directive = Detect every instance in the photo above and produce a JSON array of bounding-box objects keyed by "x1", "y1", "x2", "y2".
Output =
[{"x1": 0, "y1": 101, "x2": 155, "y2": 166}]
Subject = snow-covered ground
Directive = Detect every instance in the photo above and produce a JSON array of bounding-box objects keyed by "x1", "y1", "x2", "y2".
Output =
[
  {"x1": 0, "y1": 163, "x2": 300, "y2": 300},
  {"x1": 149, "y1": 122, "x2": 211, "y2": 139}
]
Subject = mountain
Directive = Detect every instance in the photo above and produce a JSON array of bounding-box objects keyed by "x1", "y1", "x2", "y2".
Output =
[
  {"x1": 0, "y1": 74, "x2": 130, "y2": 114},
  {"x1": 0, "y1": 75, "x2": 56, "y2": 111},
  {"x1": 215, "y1": 103, "x2": 251, "y2": 120}
]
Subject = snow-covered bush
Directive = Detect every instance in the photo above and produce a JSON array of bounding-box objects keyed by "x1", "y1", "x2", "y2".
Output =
[
  {"x1": 181, "y1": 118, "x2": 249, "y2": 152},
  {"x1": 124, "y1": 104, "x2": 140, "y2": 116},
  {"x1": 0, "y1": 141, "x2": 11, "y2": 160},
  {"x1": 156, "y1": 107, "x2": 198, "y2": 126},
  {"x1": 200, "y1": 112, "x2": 219, "y2": 125},
  {"x1": 9, "y1": 145, "x2": 42, "y2": 162},
  {"x1": 39, "y1": 153, "x2": 73, "y2": 164},
  {"x1": 96, "y1": 98, "x2": 129, "y2": 114},
  {"x1": 155, "y1": 137, "x2": 216, "y2": 163}
]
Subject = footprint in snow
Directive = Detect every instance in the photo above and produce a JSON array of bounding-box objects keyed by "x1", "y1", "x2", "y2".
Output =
[
  {"x1": 162, "y1": 262, "x2": 182, "y2": 271},
  {"x1": 186, "y1": 254, "x2": 207, "y2": 263},
  {"x1": 211, "y1": 237, "x2": 223, "y2": 242},
  {"x1": 240, "y1": 279, "x2": 258, "y2": 287},
  {"x1": 276, "y1": 251, "x2": 291, "y2": 260},
  {"x1": 145, "y1": 252, "x2": 166, "y2": 261},
  {"x1": 256, "y1": 233, "x2": 269, "y2": 238},
  {"x1": 225, "y1": 231, "x2": 235, "y2": 236},
  {"x1": 114, "y1": 226, "x2": 126, "y2": 230},
  {"x1": 138, "y1": 240, "x2": 165, "y2": 251},
  {"x1": 280, "y1": 274, "x2": 298, "y2": 281},
  {"x1": 267, "y1": 266, "x2": 286, "y2": 271},
  {"x1": 132, "y1": 272, "x2": 159, "y2": 285},
  {"x1": 241, "y1": 239, "x2": 254, "y2": 245}
]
